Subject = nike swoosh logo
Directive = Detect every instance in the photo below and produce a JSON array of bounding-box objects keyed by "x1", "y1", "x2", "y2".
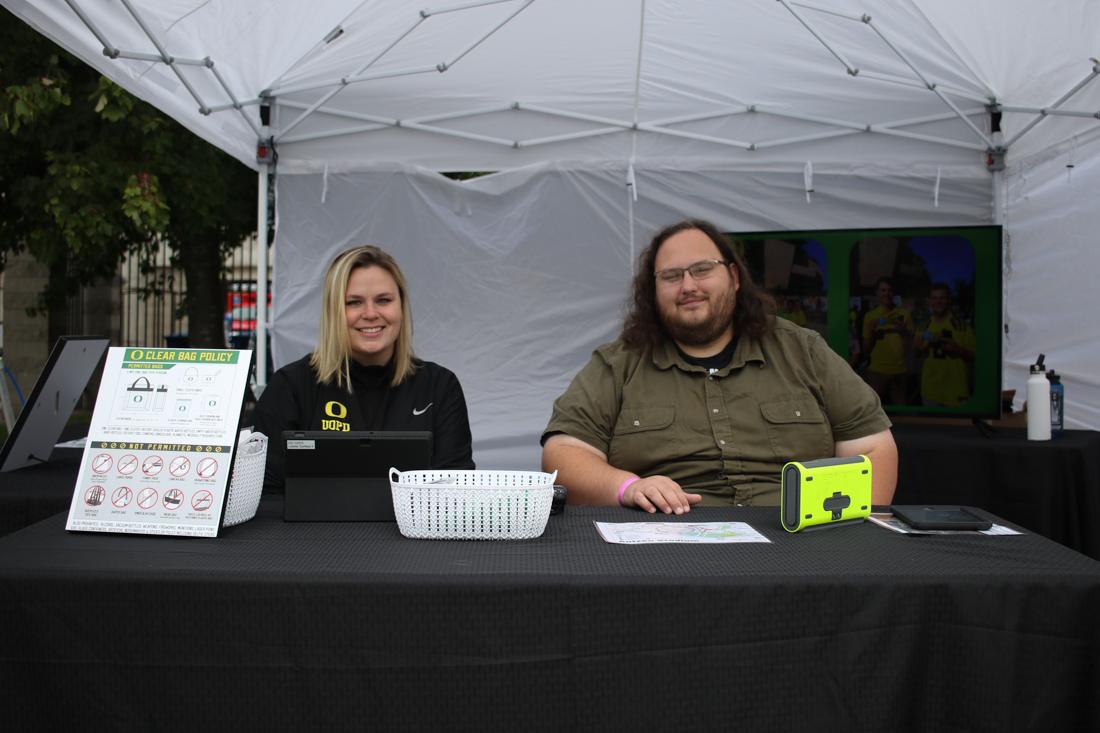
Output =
[{"x1": 412, "y1": 403, "x2": 433, "y2": 416}]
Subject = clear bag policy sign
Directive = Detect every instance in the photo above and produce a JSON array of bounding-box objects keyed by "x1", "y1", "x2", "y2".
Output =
[{"x1": 66, "y1": 347, "x2": 252, "y2": 537}]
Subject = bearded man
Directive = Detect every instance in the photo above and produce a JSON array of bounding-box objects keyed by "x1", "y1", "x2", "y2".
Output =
[{"x1": 541, "y1": 219, "x2": 897, "y2": 513}]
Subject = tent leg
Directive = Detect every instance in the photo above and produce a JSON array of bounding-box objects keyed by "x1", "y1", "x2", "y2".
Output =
[
  {"x1": 255, "y1": 164, "x2": 270, "y2": 394},
  {"x1": 991, "y1": 168, "x2": 1005, "y2": 225}
]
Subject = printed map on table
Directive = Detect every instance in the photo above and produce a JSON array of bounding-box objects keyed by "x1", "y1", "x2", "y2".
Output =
[{"x1": 594, "y1": 521, "x2": 771, "y2": 544}]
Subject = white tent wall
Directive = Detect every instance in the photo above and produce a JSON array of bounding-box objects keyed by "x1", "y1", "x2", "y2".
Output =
[
  {"x1": 1001, "y1": 128, "x2": 1100, "y2": 429},
  {"x1": 274, "y1": 163, "x2": 990, "y2": 469}
]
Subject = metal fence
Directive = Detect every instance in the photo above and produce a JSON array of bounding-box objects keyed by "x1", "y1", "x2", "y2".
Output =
[{"x1": 117, "y1": 237, "x2": 269, "y2": 348}]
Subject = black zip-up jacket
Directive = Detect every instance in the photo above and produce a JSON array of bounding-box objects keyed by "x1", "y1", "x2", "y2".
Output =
[{"x1": 252, "y1": 355, "x2": 475, "y2": 493}]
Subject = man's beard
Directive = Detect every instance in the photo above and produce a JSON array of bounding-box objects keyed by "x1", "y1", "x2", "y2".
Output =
[{"x1": 660, "y1": 286, "x2": 737, "y2": 347}]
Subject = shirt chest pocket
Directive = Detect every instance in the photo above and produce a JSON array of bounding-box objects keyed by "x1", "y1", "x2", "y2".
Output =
[
  {"x1": 609, "y1": 406, "x2": 677, "y2": 465},
  {"x1": 759, "y1": 398, "x2": 832, "y2": 462}
]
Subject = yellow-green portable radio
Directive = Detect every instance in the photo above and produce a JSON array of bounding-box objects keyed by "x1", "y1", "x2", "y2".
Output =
[{"x1": 780, "y1": 455, "x2": 872, "y2": 532}]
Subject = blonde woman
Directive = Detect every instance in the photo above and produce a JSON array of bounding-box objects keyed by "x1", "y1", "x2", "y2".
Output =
[{"x1": 253, "y1": 245, "x2": 474, "y2": 492}]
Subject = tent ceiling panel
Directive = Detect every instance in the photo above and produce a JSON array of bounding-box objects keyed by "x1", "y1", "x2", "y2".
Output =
[{"x1": 4, "y1": 0, "x2": 1099, "y2": 171}]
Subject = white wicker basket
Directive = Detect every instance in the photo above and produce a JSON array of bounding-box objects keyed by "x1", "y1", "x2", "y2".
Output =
[
  {"x1": 222, "y1": 431, "x2": 268, "y2": 527},
  {"x1": 389, "y1": 468, "x2": 557, "y2": 540}
]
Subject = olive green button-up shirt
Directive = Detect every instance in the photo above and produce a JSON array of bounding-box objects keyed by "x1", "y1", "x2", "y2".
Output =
[{"x1": 543, "y1": 318, "x2": 891, "y2": 506}]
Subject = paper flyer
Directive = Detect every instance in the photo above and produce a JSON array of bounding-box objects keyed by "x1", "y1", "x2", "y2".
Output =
[
  {"x1": 66, "y1": 347, "x2": 252, "y2": 537},
  {"x1": 594, "y1": 521, "x2": 771, "y2": 544}
]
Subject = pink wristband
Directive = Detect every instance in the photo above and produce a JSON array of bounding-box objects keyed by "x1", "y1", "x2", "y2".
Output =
[{"x1": 616, "y1": 476, "x2": 641, "y2": 506}]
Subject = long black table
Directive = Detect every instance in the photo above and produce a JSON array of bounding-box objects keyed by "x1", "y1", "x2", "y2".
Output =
[
  {"x1": 6, "y1": 427, "x2": 1100, "y2": 562},
  {"x1": 0, "y1": 447, "x2": 81, "y2": 537},
  {"x1": 893, "y1": 425, "x2": 1100, "y2": 559},
  {"x1": 1, "y1": 501, "x2": 1098, "y2": 731}
]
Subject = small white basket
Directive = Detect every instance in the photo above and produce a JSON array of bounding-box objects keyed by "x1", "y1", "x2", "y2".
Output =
[
  {"x1": 222, "y1": 431, "x2": 268, "y2": 527},
  {"x1": 389, "y1": 468, "x2": 557, "y2": 540}
]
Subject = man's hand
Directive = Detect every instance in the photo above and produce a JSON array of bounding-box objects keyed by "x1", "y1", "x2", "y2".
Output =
[{"x1": 623, "y1": 475, "x2": 703, "y2": 515}]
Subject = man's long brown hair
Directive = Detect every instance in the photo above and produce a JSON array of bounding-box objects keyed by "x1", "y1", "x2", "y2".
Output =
[{"x1": 621, "y1": 219, "x2": 776, "y2": 351}]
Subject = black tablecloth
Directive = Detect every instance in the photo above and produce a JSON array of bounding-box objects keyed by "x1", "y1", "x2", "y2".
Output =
[
  {"x1": 1, "y1": 502, "x2": 1098, "y2": 731},
  {"x1": 894, "y1": 425, "x2": 1100, "y2": 559},
  {"x1": 0, "y1": 447, "x2": 81, "y2": 537}
]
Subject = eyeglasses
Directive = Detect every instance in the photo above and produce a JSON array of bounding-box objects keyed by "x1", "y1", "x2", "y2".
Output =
[{"x1": 654, "y1": 259, "x2": 729, "y2": 285}]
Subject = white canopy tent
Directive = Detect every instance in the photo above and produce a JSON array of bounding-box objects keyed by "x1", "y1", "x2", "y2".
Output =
[{"x1": 6, "y1": 0, "x2": 1099, "y2": 468}]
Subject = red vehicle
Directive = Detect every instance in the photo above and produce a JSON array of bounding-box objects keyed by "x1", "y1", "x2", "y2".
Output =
[{"x1": 224, "y1": 282, "x2": 271, "y2": 349}]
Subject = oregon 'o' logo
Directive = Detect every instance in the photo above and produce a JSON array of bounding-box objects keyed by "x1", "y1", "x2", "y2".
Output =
[{"x1": 325, "y1": 401, "x2": 348, "y2": 419}]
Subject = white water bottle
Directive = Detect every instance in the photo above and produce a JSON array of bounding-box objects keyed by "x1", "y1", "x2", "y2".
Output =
[{"x1": 1027, "y1": 354, "x2": 1051, "y2": 441}]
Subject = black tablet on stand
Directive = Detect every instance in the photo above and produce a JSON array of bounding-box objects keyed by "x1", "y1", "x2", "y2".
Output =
[{"x1": 0, "y1": 336, "x2": 109, "y2": 472}]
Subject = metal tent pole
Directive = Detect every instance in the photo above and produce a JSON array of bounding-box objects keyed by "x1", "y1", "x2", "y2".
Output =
[
  {"x1": 626, "y1": 0, "x2": 648, "y2": 268},
  {"x1": 991, "y1": 167, "x2": 1004, "y2": 226},
  {"x1": 255, "y1": 164, "x2": 270, "y2": 394}
]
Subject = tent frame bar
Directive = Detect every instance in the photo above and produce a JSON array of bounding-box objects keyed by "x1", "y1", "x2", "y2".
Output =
[
  {"x1": 752, "y1": 128, "x2": 860, "y2": 150},
  {"x1": 111, "y1": 50, "x2": 207, "y2": 66},
  {"x1": 272, "y1": 14, "x2": 429, "y2": 138},
  {"x1": 524, "y1": 126, "x2": 623, "y2": 148},
  {"x1": 855, "y1": 71, "x2": 990, "y2": 105},
  {"x1": 1000, "y1": 106, "x2": 1100, "y2": 121},
  {"x1": 789, "y1": 2, "x2": 864, "y2": 24},
  {"x1": 60, "y1": 0, "x2": 1019, "y2": 160},
  {"x1": 780, "y1": 0, "x2": 997, "y2": 149},
  {"x1": 207, "y1": 98, "x2": 263, "y2": 114},
  {"x1": 863, "y1": 16, "x2": 994, "y2": 148},
  {"x1": 60, "y1": 0, "x2": 112, "y2": 53},
  {"x1": 1001, "y1": 63, "x2": 1100, "y2": 148},
  {"x1": 424, "y1": 0, "x2": 525, "y2": 17},
  {"x1": 269, "y1": 0, "x2": 533, "y2": 142},
  {"x1": 208, "y1": 63, "x2": 263, "y2": 137},
  {"x1": 778, "y1": 0, "x2": 859, "y2": 75},
  {"x1": 649, "y1": 107, "x2": 751, "y2": 126},
  {"x1": 871, "y1": 126, "x2": 986, "y2": 152},
  {"x1": 118, "y1": 0, "x2": 209, "y2": 114},
  {"x1": 63, "y1": 0, "x2": 262, "y2": 137},
  {"x1": 274, "y1": 95, "x2": 989, "y2": 153}
]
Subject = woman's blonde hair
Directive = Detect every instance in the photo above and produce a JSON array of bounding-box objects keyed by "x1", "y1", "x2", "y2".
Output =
[{"x1": 309, "y1": 245, "x2": 416, "y2": 389}]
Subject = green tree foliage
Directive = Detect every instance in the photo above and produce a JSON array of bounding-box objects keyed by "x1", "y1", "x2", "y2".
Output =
[{"x1": 1, "y1": 11, "x2": 256, "y2": 347}]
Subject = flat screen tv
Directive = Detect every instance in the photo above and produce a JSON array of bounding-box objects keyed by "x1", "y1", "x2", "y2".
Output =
[{"x1": 731, "y1": 225, "x2": 1002, "y2": 419}]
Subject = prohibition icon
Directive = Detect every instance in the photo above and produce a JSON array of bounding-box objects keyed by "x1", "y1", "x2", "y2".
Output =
[
  {"x1": 169, "y1": 456, "x2": 191, "y2": 477},
  {"x1": 111, "y1": 486, "x2": 133, "y2": 508},
  {"x1": 142, "y1": 455, "x2": 164, "y2": 477},
  {"x1": 137, "y1": 487, "x2": 159, "y2": 510},
  {"x1": 84, "y1": 485, "x2": 106, "y2": 506},
  {"x1": 163, "y1": 488, "x2": 184, "y2": 510},
  {"x1": 91, "y1": 453, "x2": 113, "y2": 474},
  {"x1": 191, "y1": 490, "x2": 214, "y2": 512},
  {"x1": 116, "y1": 454, "x2": 139, "y2": 476},
  {"x1": 196, "y1": 457, "x2": 219, "y2": 479}
]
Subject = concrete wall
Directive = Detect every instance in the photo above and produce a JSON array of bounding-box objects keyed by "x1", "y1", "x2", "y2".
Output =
[
  {"x1": 0, "y1": 250, "x2": 50, "y2": 410},
  {"x1": 1, "y1": 252, "x2": 119, "y2": 429}
]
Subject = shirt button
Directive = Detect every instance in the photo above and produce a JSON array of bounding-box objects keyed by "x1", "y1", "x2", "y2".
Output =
[
  {"x1": 719, "y1": 439, "x2": 726, "y2": 445},
  {"x1": 633, "y1": 420, "x2": 640, "y2": 427},
  {"x1": 795, "y1": 410, "x2": 802, "y2": 417},
  {"x1": 712, "y1": 408, "x2": 719, "y2": 414}
]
